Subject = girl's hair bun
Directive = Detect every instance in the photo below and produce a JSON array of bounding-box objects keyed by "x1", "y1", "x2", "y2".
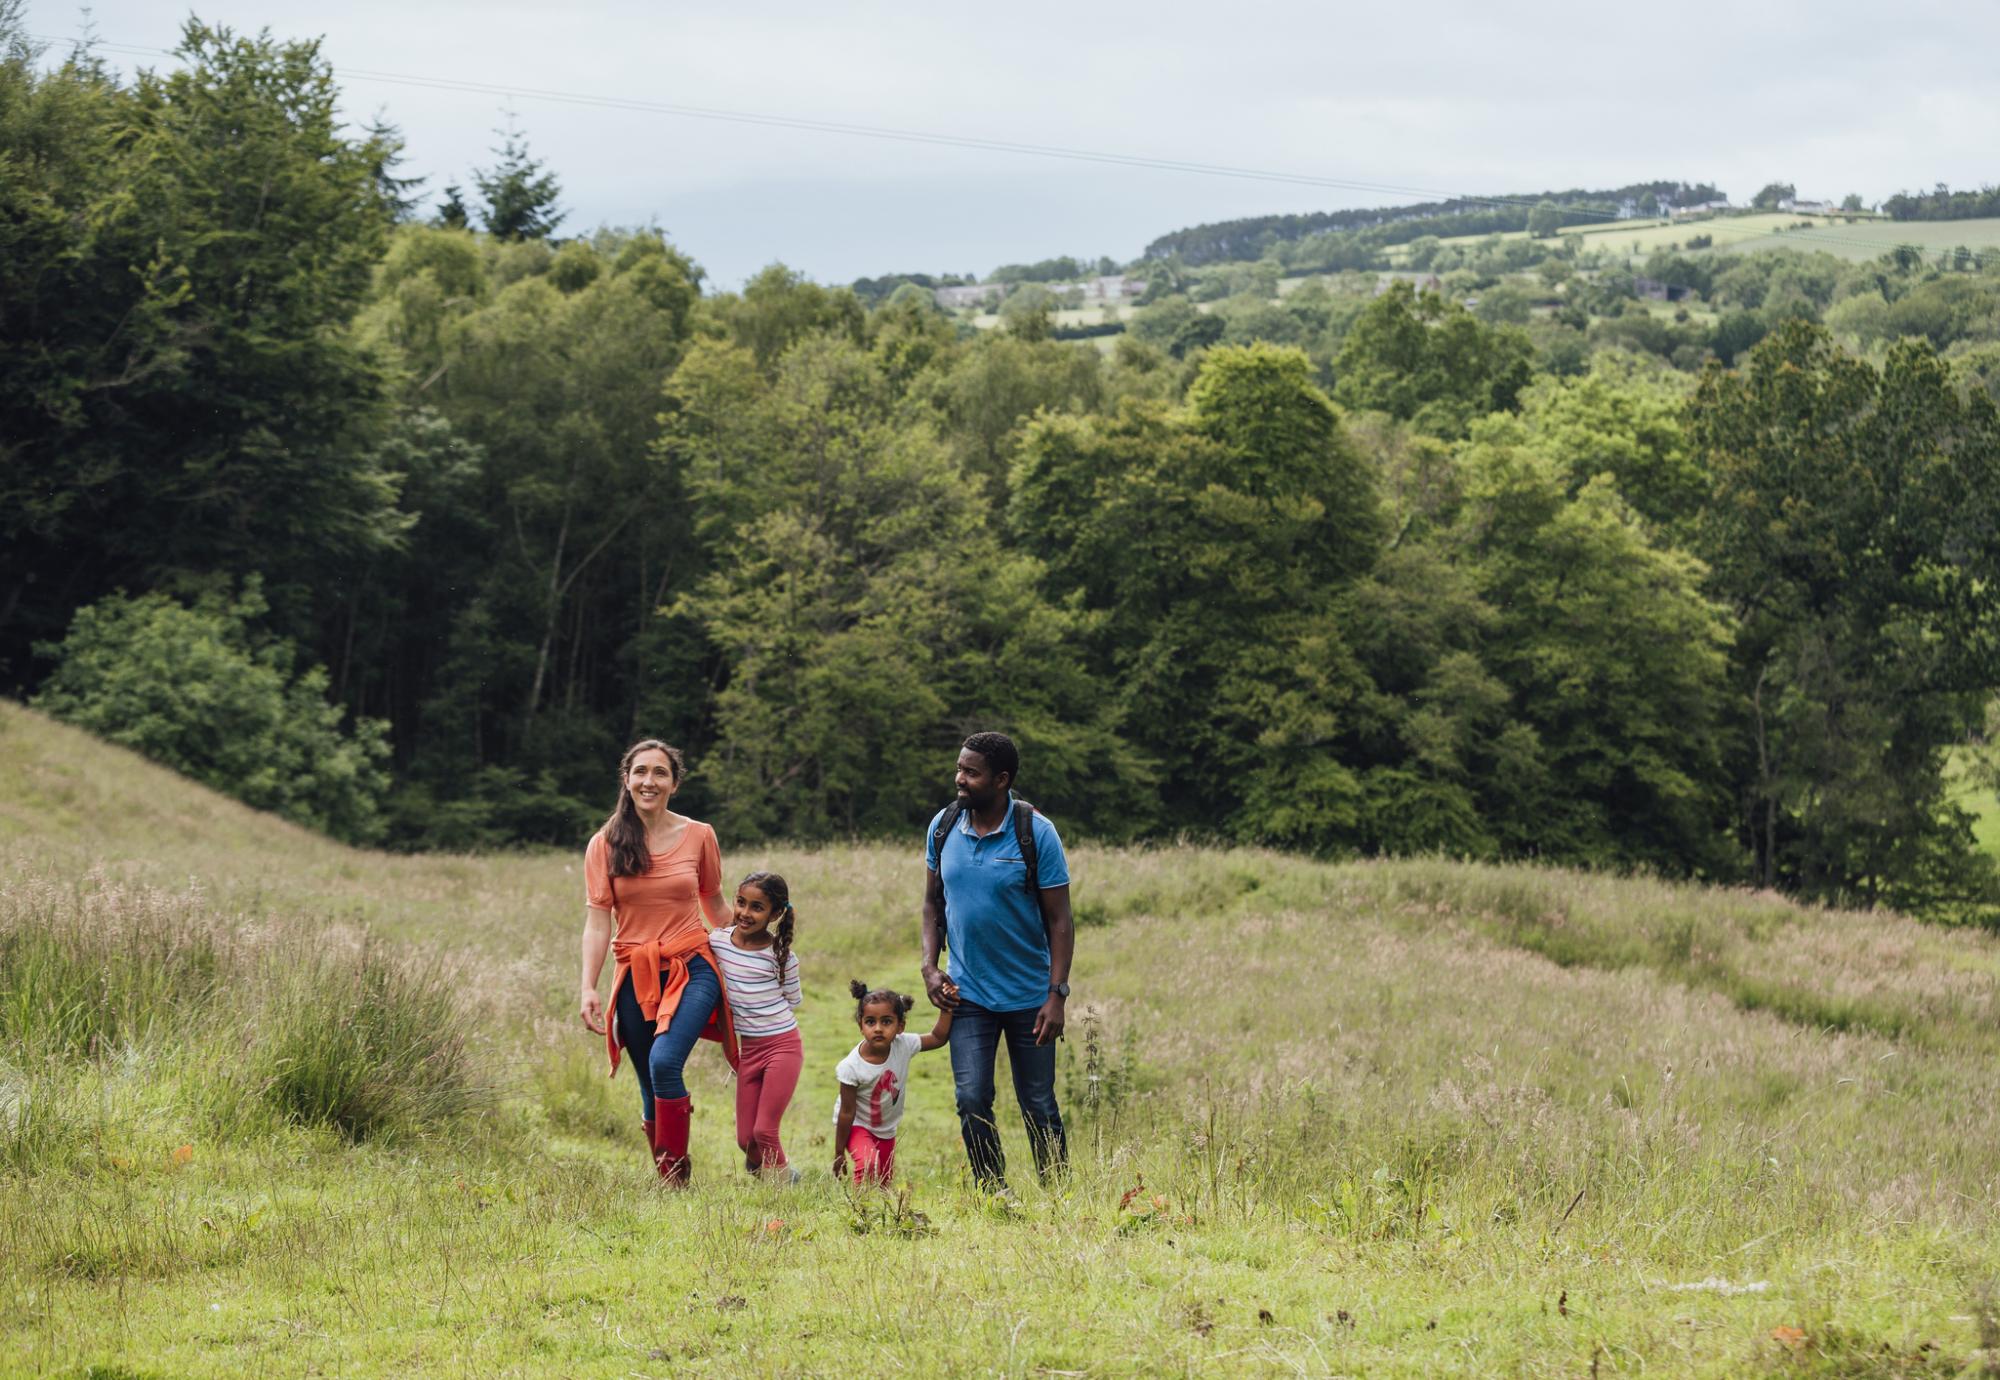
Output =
[{"x1": 850, "y1": 980, "x2": 916, "y2": 1023}]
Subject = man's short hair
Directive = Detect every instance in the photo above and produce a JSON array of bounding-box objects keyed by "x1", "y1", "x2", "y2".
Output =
[{"x1": 961, "y1": 731, "x2": 1019, "y2": 786}]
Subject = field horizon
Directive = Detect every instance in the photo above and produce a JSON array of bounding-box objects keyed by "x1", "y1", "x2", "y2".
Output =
[{"x1": 6, "y1": 700, "x2": 2000, "y2": 1377}]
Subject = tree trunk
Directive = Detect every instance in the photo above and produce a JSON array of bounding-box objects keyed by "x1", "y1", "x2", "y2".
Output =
[
  {"x1": 1752, "y1": 664, "x2": 1777, "y2": 888},
  {"x1": 525, "y1": 506, "x2": 571, "y2": 724}
]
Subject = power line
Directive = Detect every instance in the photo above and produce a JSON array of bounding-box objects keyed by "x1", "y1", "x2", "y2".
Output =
[
  {"x1": 25, "y1": 32, "x2": 1648, "y2": 220},
  {"x1": 23, "y1": 28, "x2": 1996, "y2": 268}
]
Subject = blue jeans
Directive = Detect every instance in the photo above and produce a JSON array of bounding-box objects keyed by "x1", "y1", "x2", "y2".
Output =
[
  {"x1": 613, "y1": 953, "x2": 720, "y2": 1114},
  {"x1": 948, "y1": 1000, "x2": 1067, "y2": 1187}
]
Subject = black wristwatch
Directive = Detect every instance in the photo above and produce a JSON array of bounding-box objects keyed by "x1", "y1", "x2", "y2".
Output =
[{"x1": 1050, "y1": 981, "x2": 1070, "y2": 998}]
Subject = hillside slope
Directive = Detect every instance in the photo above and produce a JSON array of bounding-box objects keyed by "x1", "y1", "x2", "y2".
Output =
[{"x1": 5, "y1": 702, "x2": 2000, "y2": 1377}]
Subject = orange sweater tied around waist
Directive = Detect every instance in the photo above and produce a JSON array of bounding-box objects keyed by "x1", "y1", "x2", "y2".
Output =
[{"x1": 587, "y1": 822, "x2": 739, "y2": 1075}]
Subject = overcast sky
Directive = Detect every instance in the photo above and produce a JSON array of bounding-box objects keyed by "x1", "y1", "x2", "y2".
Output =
[{"x1": 22, "y1": 1, "x2": 2000, "y2": 288}]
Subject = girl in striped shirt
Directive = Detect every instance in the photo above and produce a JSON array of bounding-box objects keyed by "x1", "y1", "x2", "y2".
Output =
[{"x1": 711, "y1": 872, "x2": 804, "y2": 1179}]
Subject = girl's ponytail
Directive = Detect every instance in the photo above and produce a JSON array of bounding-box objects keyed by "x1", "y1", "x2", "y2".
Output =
[{"x1": 772, "y1": 904, "x2": 795, "y2": 979}]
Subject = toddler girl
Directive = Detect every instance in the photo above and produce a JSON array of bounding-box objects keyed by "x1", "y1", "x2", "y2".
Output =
[
  {"x1": 832, "y1": 978, "x2": 952, "y2": 1186},
  {"x1": 710, "y1": 872, "x2": 803, "y2": 1179}
]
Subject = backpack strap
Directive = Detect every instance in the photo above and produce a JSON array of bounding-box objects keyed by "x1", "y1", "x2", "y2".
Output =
[
  {"x1": 1012, "y1": 798, "x2": 1042, "y2": 901},
  {"x1": 930, "y1": 801, "x2": 964, "y2": 952},
  {"x1": 931, "y1": 801, "x2": 964, "y2": 862}
]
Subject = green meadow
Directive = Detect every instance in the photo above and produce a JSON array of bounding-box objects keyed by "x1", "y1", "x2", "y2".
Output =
[
  {"x1": 1380, "y1": 213, "x2": 1837, "y2": 267},
  {"x1": 1703, "y1": 216, "x2": 2000, "y2": 264},
  {"x1": 1557, "y1": 212, "x2": 1835, "y2": 261},
  {"x1": 968, "y1": 301, "x2": 1140, "y2": 332},
  {"x1": 1380, "y1": 212, "x2": 2000, "y2": 270},
  {"x1": 5, "y1": 700, "x2": 2000, "y2": 1377}
]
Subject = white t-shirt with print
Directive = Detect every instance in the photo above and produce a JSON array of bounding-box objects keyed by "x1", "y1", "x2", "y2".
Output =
[{"x1": 833, "y1": 1032, "x2": 921, "y2": 1138}]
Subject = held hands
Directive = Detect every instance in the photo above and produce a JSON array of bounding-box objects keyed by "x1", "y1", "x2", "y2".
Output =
[
  {"x1": 579, "y1": 988, "x2": 606, "y2": 1035},
  {"x1": 922, "y1": 964, "x2": 961, "y2": 1011}
]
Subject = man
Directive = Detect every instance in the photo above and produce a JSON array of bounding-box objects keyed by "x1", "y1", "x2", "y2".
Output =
[{"x1": 921, "y1": 731, "x2": 1074, "y2": 1191}]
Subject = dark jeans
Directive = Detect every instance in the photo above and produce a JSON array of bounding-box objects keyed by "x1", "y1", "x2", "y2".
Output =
[
  {"x1": 948, "y1": 999, "x2": 1066, "y2": 1188},
  {"x1": 613, "y1": 952, "x2": 720, "y2": 1115}
]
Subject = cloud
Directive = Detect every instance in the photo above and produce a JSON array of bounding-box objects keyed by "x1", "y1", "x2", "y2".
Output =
[{"x1": 29, "y1": 0, "x2": 2000, "y2": 285}]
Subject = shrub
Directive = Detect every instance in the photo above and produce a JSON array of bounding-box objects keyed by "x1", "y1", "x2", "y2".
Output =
[
  {"x1": 32, "y1": 582, "x2": 391, "y2": 843},
  {"x1": 0, "y1": 873, "x2": 482, "y2": 1145},
  {"x1": 246, "y1": 939, "x2": 478, "y2": 1142}
]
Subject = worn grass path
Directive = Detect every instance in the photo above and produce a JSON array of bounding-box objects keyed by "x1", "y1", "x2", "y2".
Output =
[{"x1": 4, "y1": 703, "x2": 1999, "y2": 1377}]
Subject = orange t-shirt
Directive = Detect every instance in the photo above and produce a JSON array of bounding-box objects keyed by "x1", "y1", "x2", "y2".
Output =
[{"x1": 586, "y1": 821, "x2": 735, "y2": 1073}]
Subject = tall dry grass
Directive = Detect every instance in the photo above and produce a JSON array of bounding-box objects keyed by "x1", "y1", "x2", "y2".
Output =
[{"x1": 0, "y1": 869, "x2": 484, "y2": 1159}]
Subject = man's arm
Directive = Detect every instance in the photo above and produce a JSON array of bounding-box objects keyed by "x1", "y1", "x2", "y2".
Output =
[
  {"x1": 920, "y1": 868, "x2": 959, "y2": 1009},
  {"x1": 1032, "y1": 883, "x2": 1073, "y2": 1046}
]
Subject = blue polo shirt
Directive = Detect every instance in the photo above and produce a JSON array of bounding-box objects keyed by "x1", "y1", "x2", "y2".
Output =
[{"x1": 925, "y1": 798, "x2": 1069, "y2": 1012}]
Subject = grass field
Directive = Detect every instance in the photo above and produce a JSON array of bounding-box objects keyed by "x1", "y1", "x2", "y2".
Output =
[
  {"x1": 967, "y1": 302, "x2": 1139, "y2": 332},
  {"x1": 1555, "y1": 213, "x2": 1849, "y2": 261},
  {"x1": 1701, "y1": 216, "x2": 2000, "y2": 264},
  {"x1": 7, "y1": 700, "x2": 2000, "y2": 1377},
  {"x1": 1378, "y1": 212, "x2": 1996, "y2": 271},
  {"x1": 1945, "y1": 747, "x2": 2000, "y2": 858}
]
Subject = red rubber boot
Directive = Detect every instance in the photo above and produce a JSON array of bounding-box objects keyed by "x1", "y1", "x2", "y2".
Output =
[
  {"x1": 642, "y1": 1119, "x2": 658, "y2": 1172},
  {"x1": 652, "y1": 1096, "x2": 691, "y2": 1185}
]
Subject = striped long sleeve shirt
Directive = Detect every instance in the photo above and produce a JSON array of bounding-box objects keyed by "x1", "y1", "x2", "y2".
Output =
[{"x1": 709, "y1": 927, "x2": 802, "y2": 1037}]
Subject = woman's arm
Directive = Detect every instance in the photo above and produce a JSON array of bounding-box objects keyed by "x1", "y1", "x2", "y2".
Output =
[
  {"x1": 918, "y1": 1005, "x2": 954, "y2": 1052},
  {"x1": 832, "y1": 1083, "x2": 858, "y2": 1177},
  {"x1": 579, "y1": 905, "x2": 613, "y2": 1033},
  {"x1": 697, "y1": 824, "x2": 728, "y2": 927}
]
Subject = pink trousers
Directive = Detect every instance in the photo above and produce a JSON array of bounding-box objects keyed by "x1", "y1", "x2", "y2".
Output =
[
  {"x1": 735, "y1": 1028, "x2": 803, "y2": 1170},
  {"x1": 847, "y1": 1125, "x2": 897, "y2": 1186}
]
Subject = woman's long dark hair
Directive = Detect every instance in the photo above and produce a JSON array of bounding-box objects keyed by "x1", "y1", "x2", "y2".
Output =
[
  {"x1": 603, "y1": 739, "x2": 685, "y2": 878},
  {"x1": 740, "y1": 871, "x2": 795, "y2": 977}
]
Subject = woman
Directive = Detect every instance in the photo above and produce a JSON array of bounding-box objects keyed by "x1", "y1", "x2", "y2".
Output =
[{"x1": 579, "y1": 739, "x2": 736, "y2": 1183}]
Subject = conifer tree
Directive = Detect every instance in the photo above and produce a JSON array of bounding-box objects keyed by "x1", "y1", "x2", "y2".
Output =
[
  {"x1": 433, "y1": 183, "x2": 469, "y2": 230},
  {"x1": 473, "y1": 112, "x2": 564, "y2": 241}
]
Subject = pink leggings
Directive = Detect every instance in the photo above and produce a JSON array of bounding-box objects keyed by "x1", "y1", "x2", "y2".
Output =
[
  {"x1": 735, "y1": 1029, "x2": 803, "y2": 1170},
  {"x1": 847, "y1": 1125, "x2": 897, "y2": 1186}
]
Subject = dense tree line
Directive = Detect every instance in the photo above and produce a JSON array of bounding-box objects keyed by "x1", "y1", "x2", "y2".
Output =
[
  {"x1": 1882, "y1": 183, "x2": 2000, "y2": 222},
  {"x1": 9, "y1": 22, "x2": 2000, "y2": 922},
  {"x1": 1142, "y1": 183, "x2": 1722, "y2": 266}
]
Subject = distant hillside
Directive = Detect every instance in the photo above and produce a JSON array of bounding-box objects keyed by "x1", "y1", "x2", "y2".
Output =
[
  {"x1": 1143, "y1": 180, "x2": 1724, "y2": 265},
  {"x1": 0, "y1": 700, "x2": 336, "y2": 862}
]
